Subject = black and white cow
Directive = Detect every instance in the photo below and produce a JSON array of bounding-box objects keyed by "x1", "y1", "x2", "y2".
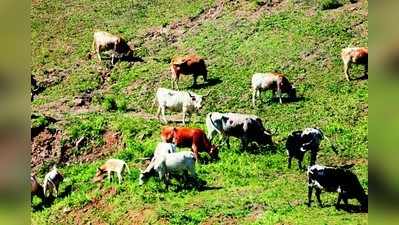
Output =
[
  {"x1": 205, "y1": 112, "x2": 273, "y2": 150},
  {"x1": 307, "y1": 164, "x2": 368, "y2": 210},
  {"x1": 286, "y1": 128, "x2": 329, "y2": 170}
]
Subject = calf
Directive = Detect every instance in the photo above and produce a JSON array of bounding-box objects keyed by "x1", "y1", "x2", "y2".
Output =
[
  {"x1": 139, "y1": 151, "x2": 196, "y2": 187},
  {"x1": 170, "y1": 54, "x2": 208, "y2": 89},
  {"x1": 307, "y1": 164, "x2": 368, "y2": 210},
  {"x1": 161, "y1": 126, "x2": 218, "y2": 161},
  {"x1": 93, "y1": 159, "x2": 130, "y2": 184},
  {"x1": 206, "y1": 112, "x2": 273, "y2": 150},
  {"x1": 251, "y1": 73, "x2": 296, "y2": 106},
  {"x1": 31, "y1": 175, "x2": 45, "y2": 203},
  {"x1": 286, "y1": 128, "x2": 325, "y2": 170},
  {"x1": 92, "y1": 31, "x2": 131, "y2": 65},
  {"x1": 341, "y1": 47, "x2": 368, "y2": 81},
  {"x1": 155, "y1": 88, "x2": 207, "y2": 125},
  {"x1": 43, "y1": 165, "x2": 64, "y2": 198}
]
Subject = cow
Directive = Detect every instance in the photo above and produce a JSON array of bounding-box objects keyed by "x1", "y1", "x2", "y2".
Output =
[
  {"x1": 205, "y1": 112, "x2": 273, "y2": 150},
  {"x1": 160, "y1": 126, "x2": 219, "y2": 161},
  {"x1": 170, "y1": 54, "x2": 208, "y2": 89},
  {"x1": 251, "y1": 72, "x2": 296, "y2": 106},
  {"x1": 139, "y1": 151, "x2": 197, "y2": 187},
  {"x1": 307, "y1": 164, "x2": 368, "y2": 211},
  {"x1": 43, "y1": 165, "x2": 64, "y2": 198},
  {"x1": 155, "y1": 88, "x2": 208, "y2": 125},
  {"x1": 286, "y1": 128, "x2": 330, "y2": 170},
  {"x1": 92, "y1": 31, "x2": 132, "y2": 65},
  {"x1": 341, "y1": 47, "x2": 368, "y2": 81},
  {"x1": 93, "y1": 159, "x2": 130, "y2": 184},
  {"x1": 31, "y1": 175, "x2": 45, "y2": 203}
]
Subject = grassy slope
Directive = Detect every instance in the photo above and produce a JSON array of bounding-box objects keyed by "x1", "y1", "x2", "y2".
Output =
[{"x1": 31, "y1": 0, "x2": 368, "y2": 224}]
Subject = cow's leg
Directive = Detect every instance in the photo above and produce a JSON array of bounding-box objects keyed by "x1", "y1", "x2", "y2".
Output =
[
  {"x1": 192, "y1": 75, "x2": 198, "y2": 87},
  {"x1": 160, "y1": 107, "x2": 168, "y2": 124},
  {"x1": 111, "y1": 53, "x2": 116, "y2": 65},
  {"x1": 309, "y1": 151, "x2": 317, "y2": 166},
  {"x1": 307, "y1": 186, "x2": 313, "y2": 207},
  {"x1": 315, "y1": 188, "x2": 323, "y2": 207},
  {"x1": 54, "y1": 184, "x2": 59, "y2": 197},
  {"x1": 182, "y1": 109, "x2": 186, "y2": 125},
  {"x1": 298, "y1": 159, "x2": 303, "y2": 171},
  {"x1": 252, "y1": 89, "x2": 257, "y2": 106},
  {"x1": 156, "y1": 106, "x2": 161, "y2": 120},
  {"x1": 192, "y1": 144, "x2": 199, "y2": 161},
  {"x1": 202, "y1": 73, "x2": 208, "y2": 83},
  {"x1": 96, "y1": 46, "x2": 102, "y2": 62},
  {"x1": 336, "y1": 192, "x2": 343, "y2": 209},
  {"x1": 117, "y1": 172, "x2": 122, "y2": 184},
  {"x1": 344, "y1": 61, "x2": 351, "y2": 81},
  {"x1": 288, "y1": 156, "x2": 292, "y2": 169}
]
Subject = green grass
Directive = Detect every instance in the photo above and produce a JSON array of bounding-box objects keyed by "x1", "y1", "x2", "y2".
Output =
[{"x1": 31, "y1": 0, "x2": 368, "y2": 224}]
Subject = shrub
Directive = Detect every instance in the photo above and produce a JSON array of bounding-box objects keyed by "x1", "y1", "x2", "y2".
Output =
[
  {"x1": 116, "y1": 97, "x2": 128, "y2": 112},
  {"x1": 102, "y1": 95, "x2": 117, "y2": 111},
  {"x1": 319, "y1": 0, "x2": 342, "y2": 10}
]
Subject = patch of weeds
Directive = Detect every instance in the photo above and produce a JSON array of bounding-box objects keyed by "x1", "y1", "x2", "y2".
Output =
[
  {"x1": 102, "y1": 95, "x2": 117, "y2": 111},
  {"x1": 319, "y1": 0, "x2": 343, "y2": 10}
]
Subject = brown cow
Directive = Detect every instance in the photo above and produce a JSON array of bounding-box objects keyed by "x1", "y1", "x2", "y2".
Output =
[
  {"x1": 31, "y1": 175, "x2": 45, "y2": 203},
  {"x1": 170, "y1": 55, "x2": 208, "y2": 89},
  {"x1": 341, "y1": 47, "x2": 368, "y2": 81},
  {"x1": 161, "y1": 126, "x2": 218, "y2": 160}
]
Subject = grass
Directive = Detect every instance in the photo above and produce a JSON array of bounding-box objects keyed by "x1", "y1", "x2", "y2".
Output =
[{"x1": 31, "y1": 0, "x2": 368, "y2": 224}]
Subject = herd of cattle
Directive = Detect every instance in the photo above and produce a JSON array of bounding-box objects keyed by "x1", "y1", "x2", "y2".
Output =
[{"x1": 31, "y1": 31, "x2": 368, "y2": 212}]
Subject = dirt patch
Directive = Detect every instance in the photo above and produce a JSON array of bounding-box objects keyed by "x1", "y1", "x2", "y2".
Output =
[
  {"x1": 60, "y1": 130, "x2": 122, "y2": 164},
  {"x1": 120, "y1": 207, "x2": 156, "y2": 225},
  {"x1": 201, "y1": 214, "x2": 239, "y2": 225},
  {"x1": 31, "y1": 128, "x2": 62, "y2": 173},
  {"x1": 247, "y1": 0, "x2": 285, "y2": 22},
  {"x1": 245, "y1": 203, "x2": 267, "y2": 222}
]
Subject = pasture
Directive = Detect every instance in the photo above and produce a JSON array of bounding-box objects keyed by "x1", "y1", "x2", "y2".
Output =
[{"x1": 31, "y1": 0, "x2": 368, "y2": 224}]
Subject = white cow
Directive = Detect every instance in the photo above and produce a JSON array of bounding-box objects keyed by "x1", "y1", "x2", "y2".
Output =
[
  {"x1": 139, "y1": 151, "x2": 196, "y2": 186},
  {"x1": 92, "y1": 31, "x2": 131, "y2": 65},
  {"x1": 251, "y1": 73, "x2": 296, "y2": 106},
  {"x1": 43, "y1": 165, "x2": 64, "y2": 198},
  {"x1": 155, "y1": 88, "x2": 207, "y2": 125}
]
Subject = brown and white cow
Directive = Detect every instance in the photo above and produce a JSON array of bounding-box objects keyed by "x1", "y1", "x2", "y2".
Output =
[
  {"x1": 161, "y1": 126, "x2": 218, "y2": 161},
  {"x1": 341, "y1": 47, "x2": 368, "y2": 81},
  {"x1": 170, "y1": 55, "x2": 208, "y2": 89},
  {"x1": 92, "y1": 31, "x2": 132, "y2": 65},
  {"x1": 251, "y1": 73, "x2": 296, "y2": 106}
]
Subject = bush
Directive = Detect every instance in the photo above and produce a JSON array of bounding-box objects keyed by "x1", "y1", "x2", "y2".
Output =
[
  {"x1": 102, "y1": 95, "x2": 117, "y2": 111},
  {"x1": 319, "y1": 0, "x2": 342, "y2": 10}
]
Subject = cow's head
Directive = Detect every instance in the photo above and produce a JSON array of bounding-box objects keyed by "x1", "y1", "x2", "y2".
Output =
[
  {"x1": 161, "y1": 126, "x2": 175, "y2": 143},
  {"x1": 92, "y1": 168, "x2": 107, "y2": 183},
  {"x1": 260, "y1": 129, "x2": 274, "y2": 146},
  {"x1": 188, "y1": 92, "x2": 203, "y2": 111}
]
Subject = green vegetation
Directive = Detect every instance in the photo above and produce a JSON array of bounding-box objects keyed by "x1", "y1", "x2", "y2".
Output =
[
  {"x1": 31, "y1": 0, "x2": 368, "y2": 224},
  {"x1": 319, "y1": 0, "x2": 343, "y2": 10}
]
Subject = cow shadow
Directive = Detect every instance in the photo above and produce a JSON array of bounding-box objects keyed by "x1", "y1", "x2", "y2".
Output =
[
  {"x1": 268, "y1": 96, "x2": 306, "y2": 104},
  {"x1": 172, "y1": 178, "x2": 221, "y2": 192},
  {"x1": 244, "y1": 144, "x2": 277, "y2": 154},
  {"x1": 313, "y1": 203, "x2": 367, "y2": 213},
  {"x1": 351, "y1": 74, "x2": 368, "y2": 81},
  {"x1": 188, "y1": 78, "x2": 222, "y2": 90}
]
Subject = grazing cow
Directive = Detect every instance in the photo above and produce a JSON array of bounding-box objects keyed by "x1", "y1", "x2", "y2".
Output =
[
  {"x1": 139, "y1": 151, "x2": 197, "y2": 187},
  {"x1": 286, "y1": 128, "x2": 327, "y2": 170},
  {"x1": 170, "y1": 54, "x2": 208, "y2": 89},
  {"x1": 251, "y1": 73, "x2": 296, "y2": 106},
  {"x1": 155, "y1": 88, "x2": 208, "y2": 125},
  {"x1": 307, "y1": 164, "x2": 368, "y2": 210},
  {"x1": 92, "y1": 31, "x2": 131, "y2": 65},
  {"x1": 43, "y1": 165, "x2": 64, "y2": 198},
  {"x1": 341, "y1": 47, "x2": 368, "y2": 81},
  {"x1": 206, "y1": 112, "x2": 273, "y2": 150},
  {"x1": 93, "y1": 159, "x2": 130, "y2": 184},
  {"x1": 160, "y1": 126, "x2": 218, "y2": 161},
  {"x1": 31, "y1": 175, "x2": 45, "y2": 203}
]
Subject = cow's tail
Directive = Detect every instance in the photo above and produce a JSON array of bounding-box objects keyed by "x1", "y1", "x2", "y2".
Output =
[
  {"x1": 207, "y1": 113, "x2": 221, "y2": 135},
  {"x1": 124, "y1": 162, "x2": 130, "y2": 174}
]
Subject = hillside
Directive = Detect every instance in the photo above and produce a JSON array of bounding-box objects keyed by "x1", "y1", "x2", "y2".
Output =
[{"x1": 31, "y1": 0, "x2": 368, "y2": 224}]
